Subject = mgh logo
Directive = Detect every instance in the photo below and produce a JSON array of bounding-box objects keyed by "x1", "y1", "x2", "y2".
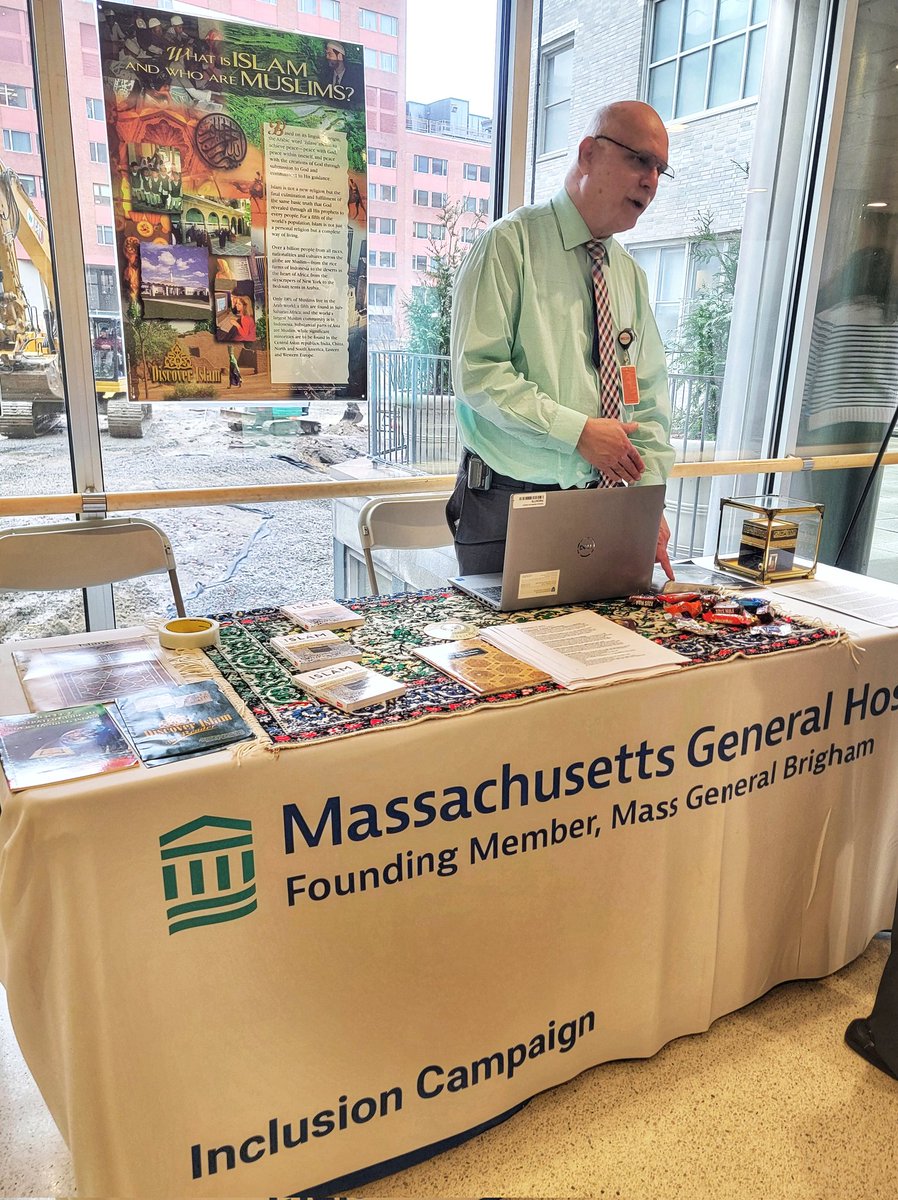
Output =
[{"x1": 160, "y1": 815, "x2": 257, "y2": 934}]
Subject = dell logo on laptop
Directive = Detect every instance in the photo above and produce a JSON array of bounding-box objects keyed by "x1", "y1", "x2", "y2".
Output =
[{"x1": 577, "y1": 537, "x2": 596, "y2": 557}]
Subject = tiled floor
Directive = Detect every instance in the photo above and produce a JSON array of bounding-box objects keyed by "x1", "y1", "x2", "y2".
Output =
[{"x1": 3, "y1": 935, "x2": 897, "y2": 1197}]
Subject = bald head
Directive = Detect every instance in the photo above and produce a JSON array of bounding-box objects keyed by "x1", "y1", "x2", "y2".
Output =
[{"x1": 565, "y1": 101, "x2": 670, "y2": 239}]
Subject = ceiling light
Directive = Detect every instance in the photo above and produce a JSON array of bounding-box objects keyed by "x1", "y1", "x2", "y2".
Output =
[{"x1": 866, "y1": 201, "x2": 888, "y2": 208}]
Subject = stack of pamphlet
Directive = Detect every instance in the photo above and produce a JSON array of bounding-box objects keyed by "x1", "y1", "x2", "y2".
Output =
[
  {"x1": 270, "y1": 630, "x2": 364, "y2": 672},
  {"x1": 413, "y1": 638, "x2": 551, "y2": 696},
  {"x1": 0, "y1": 703, "x2": 137, "y2": 791},
  {"x1": 481, "y1": 610, "x2": 689, "y2": 689},
  {"x1": 294, "y1": 660, "x2": 406, "y2": 713},
  {"x1": 115, "y1": 680, "x2": 256, "y2": 765},
  {"x1": 280, "y1": 601, "x2": 364, "y2": 631}
]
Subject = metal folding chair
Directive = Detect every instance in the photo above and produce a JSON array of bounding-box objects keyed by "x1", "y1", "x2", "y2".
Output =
[
  {"x1": 357, "y1": 493, "x2": 453, "y2": 594},
  {"x1": 0, "y1": 517, "x2": 186, "y2": 615}
]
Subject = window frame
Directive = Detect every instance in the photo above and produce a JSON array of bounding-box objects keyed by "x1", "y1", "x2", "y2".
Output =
[{"x1": 538, "y1": 37, "x2": 574, "y2": 156}]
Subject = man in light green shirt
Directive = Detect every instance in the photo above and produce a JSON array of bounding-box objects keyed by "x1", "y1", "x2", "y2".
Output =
[{"x1": 448, "y1": 100, "x2": 675, "y2": 576}]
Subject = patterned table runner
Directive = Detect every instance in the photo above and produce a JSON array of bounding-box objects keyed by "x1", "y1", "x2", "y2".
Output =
[{"x1": 203, "y1": 589, "x2": 842, "y2": 747}]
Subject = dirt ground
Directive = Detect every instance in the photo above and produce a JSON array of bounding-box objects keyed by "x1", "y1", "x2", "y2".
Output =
[{"x1": 1, "y1": 401, "x2": 369, "y2": 640}]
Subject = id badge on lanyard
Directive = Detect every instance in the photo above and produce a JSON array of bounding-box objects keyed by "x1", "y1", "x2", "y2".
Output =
[{"x1": 617, "y1": 328, "x2": 639, "y2": 412}]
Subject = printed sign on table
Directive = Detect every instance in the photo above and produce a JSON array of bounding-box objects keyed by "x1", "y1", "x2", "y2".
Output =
[{"x1": 97, "y1": 2, "x2": 368, "y2": 404}]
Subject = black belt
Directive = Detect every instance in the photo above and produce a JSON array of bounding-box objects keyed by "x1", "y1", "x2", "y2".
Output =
[{"x1": 462, "y1": 449, "x2": 600, "y2": 491}]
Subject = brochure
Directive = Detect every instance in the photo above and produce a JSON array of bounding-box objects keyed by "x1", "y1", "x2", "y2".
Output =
[
  {"x1": 280, "y1": 601, "x2": 365, "y2": 631},
  {"x1": 13, "y1": 636, "x2": 179, "y2": 713},
  {"x1": 0, "y1": 703, "x2": 137, "y2": 792},
  {"x1": 481, "y1": 610, "x2": 689, "y2": 689},
  {"x1": 294, "y1": 661, "x2": 406, "y2": 712},
  {"x1": 413, "y1": 638, "x2": 551, "y2": 695},
  {"x1": 115, "y1": 681, "x2": 256, "y2": 765}
]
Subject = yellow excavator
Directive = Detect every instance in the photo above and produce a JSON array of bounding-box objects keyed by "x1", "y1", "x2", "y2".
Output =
[{"x1": 0, "y1": 164, "x2": 145, "y2": 438}]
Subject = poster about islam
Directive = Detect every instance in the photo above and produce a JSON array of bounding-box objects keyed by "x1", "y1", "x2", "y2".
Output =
[{"x1": 97, "y1": 1, "x2": 367, "y2": 404}]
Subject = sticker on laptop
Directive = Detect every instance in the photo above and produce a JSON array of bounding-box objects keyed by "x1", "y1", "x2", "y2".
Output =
[
  {"x1": 517, "y1": 570, "x2": 560, "y2": 599},
  {"x1": 512, "y1": 492, "x2": 548, "y2": 509}
]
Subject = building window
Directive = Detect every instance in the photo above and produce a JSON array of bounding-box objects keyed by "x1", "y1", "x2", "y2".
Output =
[
  {"x1": 86, "y1": 265, "x2": 117, "y2": 311},
  {"x1": 17, "y1": 173, "x2": 40, "y2": 197},
  {"x1": 380, "y1": 13, "x2": 398, "y2": 35},
  {"x1": 364, "y1": 47, "x2": 377, "y2": 69},
  {"x1": 430, "y1": 224, "x2": 445, "y2": 240},
  {"x1": 359, "y1": 8, "x2": 378, "y2": 31},
  {"x1": 367, "y1": 146, "x2": 377, "y2": 165},
  {"x1": 461, "y1": 228, "x2": 477, "y2": 243},
  {"x1": 369, "y1": 283, "x2": 395, "y2": 309},
  {"x1": 96, "y1": 224, "x2": 114, "y2": 245},
  {"x1": 368, "y1": 250, "x2": 377, "y2": 267},
  {"x1": 89, "y1": 140, "x2": 108, "y2": 163},
  {"x1": 379, "y1": 251, "x2": 396, "y2": 268},
  {"x1": 380, "y1": 184, "x2": 396, "y2": 202},
  {"x1": 86, "y1": 96, "x2": 103, "y2": 119},
  {"x1": 431, "y1": 158, "x2": 448, "y2": 176},
  {"x1": 478, "y1": 198, "x2": 490, "y2": 214},
  {"x1": 379, "y1": 149, "x2": 396, "y2": 168},
  {"x1": 378, "y1": 217, "x2": 396, "y2": 234},
  {"x1": 463, "y1": 196, "x2": 477, "y2": 213},
  {"x1": 463, "y1": 163, "x2": 477, "y2": 181},
  {"x1": 413, "y1": 189, "x2": 429, "y2": 205},
  {"x1": 368, "y1": 182, "x2": 377, "y2": 200},
  {"x1": 413, "y1": 155, "x2": 430, "y2": 173},
  {"x1": 0, "y1": 81, "x2": 28, "y2": 107},
  {"x1": 431, "y1": 192, "x2": 447, "y2": 208},
  {"x1": 321, "y1": 0, "x2": 340, "y2": 18},
  {"x1": 93, "y1": 182, "x2": 111, "y2": 205},
  {"x1": 648, "y1": 0, "x2": 768, "y2": 121},
  {"x1": 2, "y1": 128, "x2": 31, "y2": 153},
  {"x1": 480, "y1": 165, "x2": 490, "y2": 182},
  {"x1": 429, "y1": 256, "x2": 442, "y2": 270},
  {"x1": 629, "y1": 242, "x2": 688, "y2": 347},
  {"x1": 540, "y1": 40, "x2": 573, "y2": 154},
  {"x1": 380, "y1": 53, "x2": 397, "y2": 73},
  {"x1": 411, "y1": 254, "x2": 428, "y2": 271},
  {"x1": 413, "y1": 222, "x2": 429, "y2": 238}
]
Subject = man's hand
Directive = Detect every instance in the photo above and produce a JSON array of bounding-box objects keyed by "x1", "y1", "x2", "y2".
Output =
[
  {"x1": 656, "y1": 514, "x2": 673, "y2": 580},
  {"x1": 576, "y1": 418, "x2": 645, "y2": 483}
]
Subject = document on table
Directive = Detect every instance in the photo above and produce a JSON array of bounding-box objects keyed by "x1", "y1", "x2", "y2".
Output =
[
  {"x1": 768, "y1": 577, "x2": 898, "y2": 627},
  {"x1": 481, "y1": 610, "x2": 689, "y2": 689}
]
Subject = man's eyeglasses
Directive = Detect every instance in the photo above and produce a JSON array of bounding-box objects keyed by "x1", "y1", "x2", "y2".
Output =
[{"x1": 591, "y1": 135, "x2": 674, "y2": 181}]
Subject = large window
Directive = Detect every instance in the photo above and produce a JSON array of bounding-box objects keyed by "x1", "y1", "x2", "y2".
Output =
[
  {"x1": 0, "y1": 0, "x2": 501, "y2": 638},
  {"x1": 539, "y1": 41, "x2": 573, "y2": 156},
  {"x1": 648, "y1": 0, "x2": 769, "y2": 121}
]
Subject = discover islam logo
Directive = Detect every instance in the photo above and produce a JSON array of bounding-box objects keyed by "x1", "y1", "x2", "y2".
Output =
[{"x1": 159, "y1": 815, "x2": 257, "y2": 934}]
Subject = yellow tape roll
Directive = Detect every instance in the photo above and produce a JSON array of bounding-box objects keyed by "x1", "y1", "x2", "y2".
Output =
[{"x1": 158, "y1": 617, "x2": 220, "y2": 650}]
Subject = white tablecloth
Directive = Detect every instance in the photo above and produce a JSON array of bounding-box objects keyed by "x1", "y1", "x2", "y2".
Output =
[{"x1": 2, "y1": 571, "x2": 897, "y2": 1195}]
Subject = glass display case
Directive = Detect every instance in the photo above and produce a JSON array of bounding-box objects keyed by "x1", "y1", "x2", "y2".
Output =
[{"x1": 715, "y1": 495, "x2": 824, "y2": 584}]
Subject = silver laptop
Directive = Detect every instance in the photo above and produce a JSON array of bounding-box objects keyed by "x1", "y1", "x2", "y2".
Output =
[{"x1": 450, "y1": 485, "x2": 666, "y2": 612}]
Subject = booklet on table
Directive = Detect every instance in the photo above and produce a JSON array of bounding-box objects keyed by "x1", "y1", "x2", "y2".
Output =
[
  {"x1": 115, "y1": 680, "x2": 256, "y2": 765},
  {"x1": 0, "y1": 703, "x2": 137, "y2": 791}
]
